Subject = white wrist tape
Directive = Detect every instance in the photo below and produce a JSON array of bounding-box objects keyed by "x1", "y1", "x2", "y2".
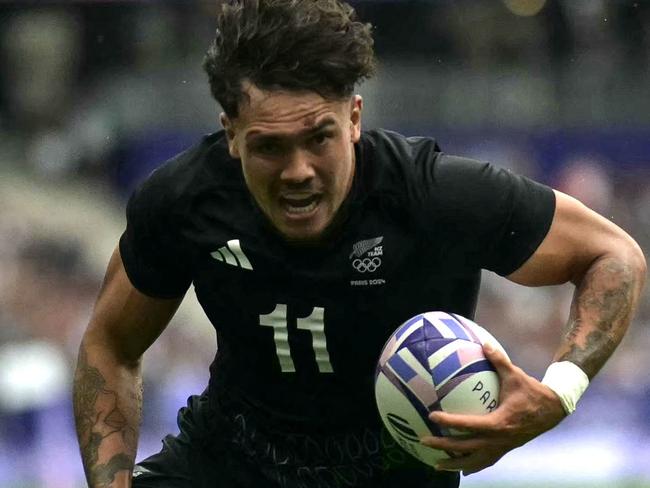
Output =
[{"x1": 541, "y1": 361, "x2": 590, "y2": 414}]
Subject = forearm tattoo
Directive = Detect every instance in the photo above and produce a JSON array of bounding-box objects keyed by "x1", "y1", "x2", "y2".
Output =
[
  {"x1": 73, "y1": 347, "x2": 141, "y2": 487},
  {"x1": 557, "y1": 256, "x2": 640, "y2": 378}
]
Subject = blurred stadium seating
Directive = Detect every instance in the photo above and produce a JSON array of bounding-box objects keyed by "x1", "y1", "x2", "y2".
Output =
[{"x1": 0, "y1": 1, "x2": 648, "y2": 487}]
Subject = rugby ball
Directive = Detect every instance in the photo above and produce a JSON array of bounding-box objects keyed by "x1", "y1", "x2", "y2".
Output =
[{"x1": 375, "y1": 311, "x2": 507, "y2": 467}]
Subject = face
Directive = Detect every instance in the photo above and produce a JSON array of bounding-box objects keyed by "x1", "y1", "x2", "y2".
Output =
[{"x1": 221, "y1": 83, "x2": 363, "y2": 243}]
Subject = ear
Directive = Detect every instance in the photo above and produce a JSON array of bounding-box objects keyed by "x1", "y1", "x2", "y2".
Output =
[
  {"x1": 349, "y1": 95, "x2": 363, "y2": 143},
  {"x1": 220, "y1": 113, "x2": 241, "y2": 159}
]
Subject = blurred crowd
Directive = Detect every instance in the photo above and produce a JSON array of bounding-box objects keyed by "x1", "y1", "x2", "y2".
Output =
[{"x1": 0, "y1": 1, "x2": 649, "y2": 487}]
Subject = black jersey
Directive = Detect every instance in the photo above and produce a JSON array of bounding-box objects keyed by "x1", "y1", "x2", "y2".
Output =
[{"x1": 120, "y1": 128, "x2": 554, "y2": 432}]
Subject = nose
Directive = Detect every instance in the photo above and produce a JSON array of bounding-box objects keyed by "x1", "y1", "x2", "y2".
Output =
[{"x1": 280, "y1": 148, "x2": 315, "y2": 185}]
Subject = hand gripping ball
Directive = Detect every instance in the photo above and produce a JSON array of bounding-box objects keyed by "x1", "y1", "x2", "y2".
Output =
[{"x1": 375, "y1": 311, "x2": 507, "y2": 467}]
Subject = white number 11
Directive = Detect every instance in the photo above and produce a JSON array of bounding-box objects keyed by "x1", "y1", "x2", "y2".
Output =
[{"x1": 259, "y1": 304, "x2": 333, "y2": 373}]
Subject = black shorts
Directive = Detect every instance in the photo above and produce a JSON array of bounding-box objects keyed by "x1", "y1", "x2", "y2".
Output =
[{"x1": 132, "y1": 393, "x2": 460, "y2": 488}]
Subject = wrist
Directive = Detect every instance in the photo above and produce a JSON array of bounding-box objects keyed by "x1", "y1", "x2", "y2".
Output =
[{"x1": 541, "y1": 361, "x2": 590, "y2": 415}]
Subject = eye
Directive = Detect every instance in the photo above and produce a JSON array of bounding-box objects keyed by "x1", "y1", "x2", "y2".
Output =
[
  {"x1": 313, "y1": 132, "x2": 333, "y2": 146},
  {"x1": 255, "y1": 140, "x2": 282, "y2": 155}
]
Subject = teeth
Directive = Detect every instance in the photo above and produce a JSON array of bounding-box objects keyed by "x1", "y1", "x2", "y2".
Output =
[
  {"x1": 281, "y1": 194, "x2": 320, "y2": 215},
  {"x1": 283, "y1": 194, "x2": 314, "y2": 199},
  {"x1": 285, "y1": 199, "x2": 318, "y2": 214}
]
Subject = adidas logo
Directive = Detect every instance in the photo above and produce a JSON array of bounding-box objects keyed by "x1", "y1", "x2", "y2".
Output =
[
  {"x1": 386, "y1": 413, "x2": 419, "y2": 442},
  {"x1": 210, "y1": 239, "x2": 253, "y2": 270}
]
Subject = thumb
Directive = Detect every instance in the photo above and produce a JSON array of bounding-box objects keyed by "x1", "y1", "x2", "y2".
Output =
[{"x1": 482, "y1": 341, "x2": 512, "y2": 373}]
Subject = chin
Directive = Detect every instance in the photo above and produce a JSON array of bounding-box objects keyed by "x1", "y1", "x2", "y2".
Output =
[
  {"x1": 269, "y1": 208, "x2": 341, "y2": 245},
  {"x1": 281, "y1": 230, "x2": 326, "y2": 246},
  {"x1": 276, "y1": 222, "x2": 330, "y2": 246}
]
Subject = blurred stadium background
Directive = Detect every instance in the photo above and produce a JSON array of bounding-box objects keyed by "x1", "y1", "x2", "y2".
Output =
[{"x1": 0, "y1": 0, "x2": 649, "y2": 487}]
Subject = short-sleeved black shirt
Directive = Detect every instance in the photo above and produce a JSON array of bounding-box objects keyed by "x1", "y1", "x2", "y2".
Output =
[{"x1": 120, "y1": 129, "x2": 555, "y2": 432}]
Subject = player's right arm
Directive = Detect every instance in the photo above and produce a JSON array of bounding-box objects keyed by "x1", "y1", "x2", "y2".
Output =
[{"x1": 73, "y1": 245, "x2": 184, "y2": 488}]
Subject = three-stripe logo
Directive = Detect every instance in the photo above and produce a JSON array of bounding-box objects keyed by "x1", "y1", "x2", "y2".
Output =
[{"x1": 210, "y1": 239, "x2": 253, "y2": 270}]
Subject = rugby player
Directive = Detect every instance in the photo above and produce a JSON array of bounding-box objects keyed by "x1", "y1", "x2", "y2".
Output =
[{"x1": 73, "y1": 1, "x2": 646, "y2": 487}]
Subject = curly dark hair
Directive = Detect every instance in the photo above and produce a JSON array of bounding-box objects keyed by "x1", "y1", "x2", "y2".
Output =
[{"x1": 203, "y1": 0, "x2": 376, "y2": 118}]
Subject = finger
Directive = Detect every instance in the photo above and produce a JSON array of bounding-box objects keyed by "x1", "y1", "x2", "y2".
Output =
[
  {"x1": 429, "y1": 410, "x2": 499, "y2": 433},
  {"x1": 482, "y1": 341, "x2": 513, "y2": 374},
  {"x1": 420, "y1": 435, "x2": 487, "y2": 454},
  {"x1": 434, "y1": 451, "x2": 493, "y2": 473}
]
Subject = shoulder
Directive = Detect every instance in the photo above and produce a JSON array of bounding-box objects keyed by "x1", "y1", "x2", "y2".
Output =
[
  {"x1": 360, "y1": 128, "x2": 493, "y2": 183},
  {"x1": 358, "y1": 128, "x2": 499, "y2": 202},
  {"x1": 128, "y1": 130, "x2": 241, "y2": 215},
  {"x1": 140, "y1": 130, "x2": 234, "y2": 196},
  {"x1": 357, "y1": 128, "x2": 553, "y2": 226},
  {"x1": 356, "y1": 129, "x2": 442, "y2": 197},
  {"x1": 359, "y1": 128, "x2": 442, "y2": 170}
]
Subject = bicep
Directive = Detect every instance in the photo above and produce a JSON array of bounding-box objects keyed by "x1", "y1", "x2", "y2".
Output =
[
  {"x1": 507, "y1": 190, "x2": 639, "y2": 287},
  {"x1": 83, "y1": 245, "x2": 184, "y2": 364}
]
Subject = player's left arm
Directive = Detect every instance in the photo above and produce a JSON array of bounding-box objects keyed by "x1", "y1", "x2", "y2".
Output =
[
  {"x1": 421, "y1": 189, "x2": 647, "y2": 474},
  {"x1": 507, "y1": 189, "x2": 647, "y2": 377}
]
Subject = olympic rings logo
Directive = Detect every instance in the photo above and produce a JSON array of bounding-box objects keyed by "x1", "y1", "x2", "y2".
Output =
[{"x1": 352, "y1": 257, "x2": 382, "y2": 273}]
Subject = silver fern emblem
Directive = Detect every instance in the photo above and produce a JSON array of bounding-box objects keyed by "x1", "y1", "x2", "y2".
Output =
[{"x1": 349, "y1": 236, "x2": 384, "y2": 259}]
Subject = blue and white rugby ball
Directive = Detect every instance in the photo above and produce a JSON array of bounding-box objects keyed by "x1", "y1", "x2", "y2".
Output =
[{"x1": 375, "y1": 311, "x2": 507, "y2": 467}]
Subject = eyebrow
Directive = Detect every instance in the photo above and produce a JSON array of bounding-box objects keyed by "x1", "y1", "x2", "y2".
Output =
[{"x1": 245, "y1": 118, "x2": 337, "y2": 144}]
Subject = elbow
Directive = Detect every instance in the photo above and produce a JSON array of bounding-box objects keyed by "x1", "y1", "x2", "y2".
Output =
[
  {"x1": 629, "y1": 238, "x2": 647, "y2": 289},
  {"x1": 573, "y1": 235, "x2": 647, "y2": 291},
  {"x1": 620, "y1": 229, "x2": 647, "y2": 276},
  {"x1": 612, "y1": 234, "x2": 647, "y2": 293},
  {"x1": 81, "y1": 327, "x2": 144, "y2": 370}
]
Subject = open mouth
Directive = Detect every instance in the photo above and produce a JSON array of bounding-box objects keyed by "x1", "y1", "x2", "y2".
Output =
[{"x1": 280, "y1": 194, "x2": 321, "y2": 215}]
